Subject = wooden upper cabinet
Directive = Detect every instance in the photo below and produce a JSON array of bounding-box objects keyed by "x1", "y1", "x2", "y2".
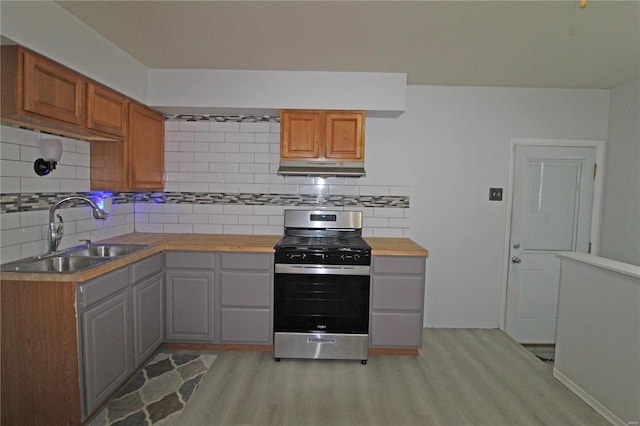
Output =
[
  {"x1": 280, "y1": 110, "x2": 322, "y2": 159},
  {"x1": 325, "y1": 111, "x2": 364, "y2": 161},
  {"x1": 280, "y1": 109, "x2": 365, "y2": 162},
  {"x1": 90, "y1": 102, "x2": 164, "y2": 192},
  {"x1": 87, "y1": 82, "x2": 128, "y2": 138},
  {"x1": 127, "y1": 102, "x2": 164, "y2": 190},
  {"x1": 22, "y1": 49, "x2": 85, "y2": 126},
  {"x1": 1, "y1": 45, "x2": 121, "y2": 141}
]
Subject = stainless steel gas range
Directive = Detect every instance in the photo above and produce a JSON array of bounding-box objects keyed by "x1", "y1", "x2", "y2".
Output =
[{"x1": 273, "y1": 210, "x2": 371, "y2": 364}]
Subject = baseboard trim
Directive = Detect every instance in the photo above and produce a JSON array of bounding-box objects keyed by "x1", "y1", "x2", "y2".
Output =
[{"x1": 553, "y1": 367, "x2": 628, "y2": 426}]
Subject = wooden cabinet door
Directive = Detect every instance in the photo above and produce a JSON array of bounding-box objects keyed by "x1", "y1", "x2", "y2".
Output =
[
  {"x1": 325, "y1": 111, "x2": 364, "y2": 160},
  {"x1": 22, "y1": 50, "x2": 85, "y2": 126},
  {"x1": 165, "y1": 270, "x2": 215, "y2": 341},
  {"x1": 81, "y1": 290, "x2": 132, "y2": 415},
  {"x1": 87, "y1": 82, "x2": 128, "y2": 138},
  {"x1": 132, "y1": 273, "x2": 164, "y2": 367},
  {"x1": 128, "y1": 102, "x2": 164, "y2": 190},
  {"x1": 280, "y1": 110, "x2": 322, "y2": 160}
]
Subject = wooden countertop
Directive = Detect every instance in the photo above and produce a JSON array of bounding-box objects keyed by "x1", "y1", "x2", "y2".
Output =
[{"x1": 1, "y1": 233, "x2": 428, "y2": 282}]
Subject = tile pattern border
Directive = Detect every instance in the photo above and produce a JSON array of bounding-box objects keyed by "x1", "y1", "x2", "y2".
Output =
[{"x1": 1, "y1": 191, "x2": 409, "y2": 214}]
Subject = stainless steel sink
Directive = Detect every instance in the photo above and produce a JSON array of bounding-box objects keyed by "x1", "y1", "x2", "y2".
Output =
[
  {"x1": 0, "y1": 244, "x2": 149, "y2": 273},
  {"x1": 2, "y1": 256, "x2": 109, "y2": 273},
  {"x1": 66, "y1": 244, "x2": 148, "y2": 258}
]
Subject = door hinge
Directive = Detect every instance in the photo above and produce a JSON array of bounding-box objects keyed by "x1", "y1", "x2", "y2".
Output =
[
  {"x1": 593, "y1": 163, "x2": 597, "y2": 179},
  {"x1": 588, "y1": 242, "x2": 592, "y2": 254}
]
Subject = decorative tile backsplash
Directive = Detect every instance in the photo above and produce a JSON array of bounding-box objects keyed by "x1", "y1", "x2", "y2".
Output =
[{"x1": 0, "y1": 117, "x2": 411, "y2": 263}]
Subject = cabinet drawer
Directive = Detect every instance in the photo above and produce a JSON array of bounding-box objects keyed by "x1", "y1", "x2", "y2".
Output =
[
  {"x1": 372, "y1": 275, "x2": 424, "y2": 311},
  {"x1": 221, "y1": 252, "x2": 272, "y2": 271},
  {"x1": 220, "y1": 308, "x2": 271, "y2": 343},
  {"x1": 79, "y1": 267, "x2": 129, "y2": 308},
  {"x1": 372, "y1": 256, "x2": 425, "y2": 275},
  {"x1": 371, "y1": 312, "x2": 422, "y2": 348},
  {"x1": 220, "y1": 271, "x2": 271, "y2": 307},
  {"x1": 165, "y1": 251, "x2": 215, "y2": 269},
  {"x1": 130, "y1": 253, "x2": 163, "y2": 283}
]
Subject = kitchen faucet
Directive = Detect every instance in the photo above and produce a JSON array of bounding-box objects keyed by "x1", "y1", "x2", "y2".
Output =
[{"x1": 48, "y1": 196, "x2": 108, "y2": 253}]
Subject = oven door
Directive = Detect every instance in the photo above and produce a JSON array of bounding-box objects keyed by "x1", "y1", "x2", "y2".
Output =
[{"x1": 274, "y1": 264, "x2": 370, "y2": 334}]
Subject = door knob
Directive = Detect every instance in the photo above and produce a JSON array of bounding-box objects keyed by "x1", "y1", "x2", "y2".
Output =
[
  {"x1": 513, "y1": 242, "x2": 520, "y2": 249},
  {"x1": 511, "y1": 256, "x2": 522, "y2": 264}
]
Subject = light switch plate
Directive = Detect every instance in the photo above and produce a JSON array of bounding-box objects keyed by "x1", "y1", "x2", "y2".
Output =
[{"x1": 489, "y1": 188, "x2": 503, "y2": 201}]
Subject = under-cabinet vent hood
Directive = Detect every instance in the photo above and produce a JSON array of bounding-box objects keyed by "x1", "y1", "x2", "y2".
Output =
[{"x1": 277, "y1": 160, "x2": 366, "y2": 178}]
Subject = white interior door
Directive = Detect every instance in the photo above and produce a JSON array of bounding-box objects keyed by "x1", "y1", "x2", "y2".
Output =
[{"x1": 505, "y1": 145, "x2": 596, "y2": 344}]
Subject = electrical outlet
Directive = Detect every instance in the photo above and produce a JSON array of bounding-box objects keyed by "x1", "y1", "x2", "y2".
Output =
[{"x1": 489, "y1": 187, "x2": 503, "y2": 201}]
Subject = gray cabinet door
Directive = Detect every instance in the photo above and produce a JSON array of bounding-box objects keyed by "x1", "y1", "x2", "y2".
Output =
[
  {"x1": 370, "y1": 255, "x2": 426, "y2": 349},
  {"x1": 165, "y1": 270, "x2": 215, "y2": 341},
  {"x1": 81, "y1": 289, "x2": 132, "y2": 415},
  {"x1": 219, "y1": 252, "x2": 273, "y2": 344},
  {"x1": 132, "y1": 273, "x2": 164, "y2": 367}
]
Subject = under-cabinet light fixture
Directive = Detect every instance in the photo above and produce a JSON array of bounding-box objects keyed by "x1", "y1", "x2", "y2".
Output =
[{"x1": 34, "y1": 138, "x2": 63, "y2": 176}]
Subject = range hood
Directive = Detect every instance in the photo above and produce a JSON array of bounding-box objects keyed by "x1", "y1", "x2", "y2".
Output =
[{"x1": 277, "y1": 160, "x2": 366, "y2": 177}]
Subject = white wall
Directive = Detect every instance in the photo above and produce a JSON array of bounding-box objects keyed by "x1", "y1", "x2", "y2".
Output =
[
  {"x1": 0, "y1": 0, "x2": 148, "y2": 102},
  {"x1": 383, "y1": 86, "x2": 610, "y2": 327},
  {"x1": 600, "y1": 79, "x2": 640, "y2": 266}
]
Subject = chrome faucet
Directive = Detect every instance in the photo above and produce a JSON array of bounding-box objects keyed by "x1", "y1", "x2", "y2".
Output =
[{"x1": 48, "y1": 196, "x2": 108, "y2": 253}]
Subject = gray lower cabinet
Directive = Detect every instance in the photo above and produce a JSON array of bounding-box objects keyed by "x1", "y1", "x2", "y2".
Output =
[
  {"x1": 165, "y1": 251, "x2": 215, "y2": 341},
  {"x1": 219, "y1": 252, "x2": 273, "y2": 344},
  {"x1": 79, "y1": 267, "x2": 132, "y2": 416},
  {"x1": 78, "y1": 253, "x2": 164, "y2": 418},
  {"x1": 130, "y1": 253, "x2": 164, "y2": 367},
  {"x1": 370, "y1": 255, "x2": 426, "y2": 348}
]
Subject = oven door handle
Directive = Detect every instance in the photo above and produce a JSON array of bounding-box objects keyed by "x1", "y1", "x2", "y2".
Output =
[{"x1": 275, "y1": 264, "x2": 370, "y2": 275}]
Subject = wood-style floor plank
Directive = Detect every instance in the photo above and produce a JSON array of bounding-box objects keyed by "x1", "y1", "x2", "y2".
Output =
[{"x1": 175, "y1": 329, "x2": 606, "y2": 426}]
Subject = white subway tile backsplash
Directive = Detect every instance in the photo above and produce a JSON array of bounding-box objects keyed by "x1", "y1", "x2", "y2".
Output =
[
  {"x1": 254, "y1": 225, "x2": 282, "y2": 235},
  {"x1": 149, "y1": 213, "x2": 178, "y2": 223},
  {"x1": 225, "y1": 133, "x2": 255, "y2": 144},
  {"x1": 179, "y1": 142, "x2": 210, "y2": 152},
  {"x1": 223, "y1": 224, "x2": 252, "y2": 234},
  {"x1": 254, "y1": 174, "x2": 284, "y2": 184},
  {"x1": 210, "y1": 122, "x2": 240, "y2": 132},
  {"x1": 240, "y1": 122, "x2": 271, "y2": 133},
  {"x1": 254, "y1": 133, "x2": 279, "y2": 143},
  {"x1": 165, "y1": 142, "x2": 180, "y2": 151},
  {"x1": 240, "y1": 144, "x2": 270, "y2": 154},
  {"x1": 193, "y1": 224, "x2": 224, "y2": 234},
  {"x1": 165, "y1": 152, "x2": 195, "y2": 162},
  {"x1": 209, "y1": 183, "x2": 239, "y2": 193},
  {"x1": 19, "y1": 145, "x2": 39, "y2": 161},
  {"x1": 374, "y1": 208, "x2": 406, "y2": 218},
  {"x1": 193, "y1": 205, "x2": 224, "y2": 215},
  {"x1": 210, "y1": 162, "x2": 238, "y2": 173},
  {"x1": 0, "y1": 142, "x2": 20, "y2": 160},
  {"x1": 1, "y1": 225, "x2": 46, "y2": 246},
  {"x1": 224, "y1": 153, "x2": 254, "y2": 163},
  {"x1": 194, "y1": 172, "x2": 224, "y2": 182},
  {"x1": 21, "y1": 177, "x2": 61, "y2": 193},
  {"x1": 223, "y1": 173, "x2": 254, "y2": 183},
  {"x1": 163, "y1": 223, "x2": 194, "y2": 233},
  {"x1": 238, "y1": 184, "x2": 269, "y2": 193},
  {"x1": 194, "y1": 132, "x2": 224, "y2": 142},
  {"x1": 1, "y1": 125, "x2": 41, "y2": 146},
  {"x1": 179, "y1": 214, "x2": 208, "y2": 224},
  {"x1": 239, "y1": 215, "x2": 268, "y2": 225},
  {"x1": 179, "y1": 182, "x2": 210, "y2": 192},
  {"x1": 223, "y1": 205, "x2": 253, "y2": 215},
  {"x1": 211, "y1": 143, "x2": 240, "y2": 153},
  {"x1": 270, "y1": 122, "x2": 281, "y2": 133},
  {"x1": 239, "y1": 163, "x2": 270, "y2": 174},
  {"x1": 268, "y1": 184, "x2": 299, "y2": 194},
  {"x1": 253, "y1": 206, "x2": 285, "y2": 216},
  {"x1": 360, "y1": 186, "x2": 390, "y2": 196},
  {"x1": 0, "y1": 212, "x2": 21, "y2": 229},
  {"x1": 373, "y1": 228, "x2": 405, "y2": 237},
  {"x1": 254, "y1": 153, "x2": 279, "y2": 163},
  {"x1": 2, "y1": 160, "x2": 33, "y2": 177},
  {"x1": 179, "y1": 121, "x2": 210, "y2": 132},
  {"x1": 1, "y1": 177, "x2": 20, "y2": 193},
  {"x1": 389, "y1": 218, "x2": 411, "y2": 228},
  {"x1": 210, "y1": 214, "x2": 238, "y2": 225},
  {"x1": 135, "y1": 222, "x2": 163, "y2": 233},
  {"x1": 165, "y1": 121, "x2": 180, "y2": 131},
  {"x1": 163, "y1": 204, "x2": 194, "y2": 214},
  {"x1": 180, "y1": 162, "x2": 209, "y2": 173},
  {"x1": 165, "y1": 131, "x2": 195, "y2": 142}
]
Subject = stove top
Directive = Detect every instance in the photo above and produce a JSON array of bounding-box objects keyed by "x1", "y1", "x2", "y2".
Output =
[{"x1": 276, "y1": 235, "x2": 370, "y2": 252}]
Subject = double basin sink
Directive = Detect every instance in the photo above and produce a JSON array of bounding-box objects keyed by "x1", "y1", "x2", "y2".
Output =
[{"x1": 1, "y1": 244, "x2": 148, "y2": 273}]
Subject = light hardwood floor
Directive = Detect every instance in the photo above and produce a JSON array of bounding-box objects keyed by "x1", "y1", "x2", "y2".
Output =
[{"x1": 175, "y1": 329, "x2": 607, "y2": 426}]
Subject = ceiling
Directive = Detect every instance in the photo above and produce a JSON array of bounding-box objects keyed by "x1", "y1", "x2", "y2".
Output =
[{"x1": 54, "y1": 0, "x2": 639, "y2": 89}]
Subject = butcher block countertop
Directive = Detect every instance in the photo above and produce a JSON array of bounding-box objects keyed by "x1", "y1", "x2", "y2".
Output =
[{"x1": 1, "y1": 233, "x2": 428, "y2": 282}]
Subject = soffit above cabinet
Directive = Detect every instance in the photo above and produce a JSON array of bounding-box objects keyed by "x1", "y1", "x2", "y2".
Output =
[{"x1": 148, "y1": 70, "x2": 407, "y2": 118}]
